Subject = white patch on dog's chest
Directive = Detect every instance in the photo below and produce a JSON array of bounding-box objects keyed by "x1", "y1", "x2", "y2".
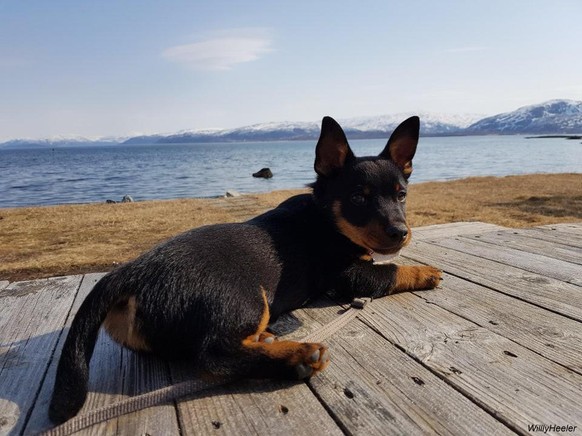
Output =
[{"x1": 371, "y1": 251, "x2": 401, "y2": 264}]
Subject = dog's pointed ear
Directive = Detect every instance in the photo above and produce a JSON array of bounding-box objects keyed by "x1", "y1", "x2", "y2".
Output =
[
  {"x1": 315, "y1": 116, "x2": 355, "y2": 177},
  {"x1": 379, "y1": 116, "x2": 419, "y2": 179}
]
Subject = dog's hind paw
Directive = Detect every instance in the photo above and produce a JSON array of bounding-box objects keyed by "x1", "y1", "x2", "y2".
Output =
[
  {"x1": 294, "y1": 343, "x2": 330, "y2": 379},
  {"x1": 250, "y1": 331, "x2": 277, "y2": 343}
]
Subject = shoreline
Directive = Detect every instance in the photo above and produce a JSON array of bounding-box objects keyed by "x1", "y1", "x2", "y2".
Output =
[
  {"x1": 0, "y1": 173, "x2": 580, "y2": 282},
  {"x1": 3, "y1": 131, "x2": 582, "y2": 149},
  {"x1": 1, "y1": 170, "x2": 580, "y2": 211}
]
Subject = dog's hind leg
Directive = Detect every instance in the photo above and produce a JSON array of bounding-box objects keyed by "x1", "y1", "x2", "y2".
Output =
[
  {"x1": 241, "y1": 337, "x2": 330, "y2": 379},
  {"x1": 202, "y1": 336, "x2": 330, "y2": 380},
  {"x1": 200, "y1": 288, "x2": 330, "y2": 380}
]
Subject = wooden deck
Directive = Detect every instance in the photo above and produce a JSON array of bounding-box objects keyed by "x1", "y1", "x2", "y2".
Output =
[{"x1": 1, "y1": 221, "x2": 581, "y2": 435}]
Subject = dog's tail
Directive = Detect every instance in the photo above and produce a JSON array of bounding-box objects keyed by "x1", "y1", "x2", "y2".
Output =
[{"x1": 49, "y1": 272, "x2": 125, "y2": 424}]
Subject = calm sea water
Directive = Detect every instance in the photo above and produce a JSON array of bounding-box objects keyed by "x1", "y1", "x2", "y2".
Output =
[{"x1": 0, "y1": 136, "x2": 580, "y2": 208}]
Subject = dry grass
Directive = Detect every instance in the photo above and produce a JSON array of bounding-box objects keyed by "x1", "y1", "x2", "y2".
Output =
[
  {"x1": 1, "y1": 173, "x2": 580, "y2": 282},
  {"x1": 407, "y1": 173, "x2": 582, "y2": 227}
]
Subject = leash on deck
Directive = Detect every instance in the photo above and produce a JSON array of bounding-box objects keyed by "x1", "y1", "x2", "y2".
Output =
[{"x1": 43, "y1": 297, "x2": 372, "y2": 436}]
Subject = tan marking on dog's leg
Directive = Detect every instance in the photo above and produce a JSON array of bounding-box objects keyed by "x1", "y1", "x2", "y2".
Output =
[
  {"x1": 239, "y1": 288, "x2": 329, "y2": 377},
  {"x1": 390, "y1": 265, "x2": 442, "y2": 294},
  {"x1": 103, "y1": 296, "x2": 151, "y2": 352},
  {"x1": 243, "y1": 287, "x2": 272, "y2": 343},
  {"x1": 241, "y1": 339, "x2": 330, "y2": 376}
]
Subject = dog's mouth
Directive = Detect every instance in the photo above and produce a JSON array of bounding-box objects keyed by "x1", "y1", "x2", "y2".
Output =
[
  {"x1": 368, "y1": 245, "x2": 403, "y2": 255},
  {"x1": 332, "y1": 202, "x2": 411, "y2": 255},
  {"x1": 367, "y1": 227, "x2": 412, "y2": 255}
]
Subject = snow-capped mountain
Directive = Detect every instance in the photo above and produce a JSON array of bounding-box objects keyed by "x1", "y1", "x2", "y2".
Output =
[
  {"x1": 2, "y1": 100, "x2": 581, "y2": 148},
  {"x1": 340, "y1": 112, "x2": 483, "y2": 135},
  {"x1": 466, "y1": 100, "x2": 582, "y2": 134},
  {"x1": 156, "y1": 121, "x2": 321, "y2": 143},
  {"x1": 141, "y1": 112, "x2": 483, "y2": 144},
  {"x1": 0, "y1": 135, "x2": 127, "y2": 149}
]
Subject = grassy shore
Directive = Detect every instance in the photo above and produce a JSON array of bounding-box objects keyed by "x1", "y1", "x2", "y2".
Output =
[{"x1": 1, "y1": 173, "x2": 580, "y2": 282}]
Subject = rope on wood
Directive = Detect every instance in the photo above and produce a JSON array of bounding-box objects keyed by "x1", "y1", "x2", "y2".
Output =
[
  {"x1": 42, "y1": 297, "x2": 372, "y2": 436},
  {"x1": 301, "y1": 297, "x2": 370, "y2": 343}
]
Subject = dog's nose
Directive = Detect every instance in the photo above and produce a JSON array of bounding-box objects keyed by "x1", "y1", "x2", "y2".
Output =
[{"x1": 386, "y1": 226, "x2": 408, "y2": 241}]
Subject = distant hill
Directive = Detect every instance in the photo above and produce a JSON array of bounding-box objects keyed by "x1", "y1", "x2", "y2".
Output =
[
  {"x1": 466, "y1": 100, "x2": 582, "y2": 134},
  {"x1": 0, "y1": 136, "x2": 125, "y2": 149},
  {"x1": 124, "y1": 112, "x2": 483, "y2": 145},
  {"x1": 2, "y1": 99, "x2": 581, "y2": 148}
]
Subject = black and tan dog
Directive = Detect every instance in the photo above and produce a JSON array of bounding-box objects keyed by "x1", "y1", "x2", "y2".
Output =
[{"x1": 49, "y1": 116, "x2": 442, "y2": 423}]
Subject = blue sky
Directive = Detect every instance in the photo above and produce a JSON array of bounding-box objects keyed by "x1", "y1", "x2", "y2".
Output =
[{"x1": 1, "y1": 0, "x2": 581, "y2": 141}]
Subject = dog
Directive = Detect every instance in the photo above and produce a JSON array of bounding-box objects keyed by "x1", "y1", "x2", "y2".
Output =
[{"x1": 49, "y1": 115, "x2": 442, "y2": 423}]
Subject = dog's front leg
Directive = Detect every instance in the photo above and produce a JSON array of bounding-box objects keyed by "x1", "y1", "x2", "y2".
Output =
[{"x1": 336, "y1": 260, "x2": 442, "y2": 299}]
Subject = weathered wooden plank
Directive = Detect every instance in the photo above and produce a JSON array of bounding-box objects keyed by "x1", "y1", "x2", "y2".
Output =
[
  {"x1": 411, "y1": 271, "x2": 582, "y2": 373},
  {"x1": 74, "y1": 330, "x2": 180, "y2": 436},
  {"x1": 0, "y1": 275, "x2": 83, "y2": 435},
  {"x1": 282, "y1": 301, "x2": 513, "y2": 435},
  {"x1": 424, "y1": 235, "x2": 582, "y2": 285},
  {"x1": 518, "y1": 227, "x2": 582, "y2": 248},
  {"x1": 538, "y1": 223, "x2": 582, "y2": 235},
  {"x1": 25, "y1": 273, "x2": 181, "y2": 435},
  {"x1": 412, "y1": 222, "x2": 506, "y2": 241},
  {"x1": 402, "y1": 241, "x2": 582, "y2": 321},
  {"x1": 170, "y1": 360, "x2": 343, "y2": 435},
  {"x1": 25, "y1": 273, "x2": 108, "y2": 434},
  {"x1": 355, "y1": 292, "x2": 582, "y2": 434},
  {"x1": 116, "y1": 350, "x2": 180, "y2": 435},
  {"x1": 79, "y1": 329, "x2": 126, "y2": 435},
  {"x1": 78, "y1": 277, "x2": 180, "y2": 435},
  {"x1": 463, "y1": 230, "x2": 582, "y2": 265}
]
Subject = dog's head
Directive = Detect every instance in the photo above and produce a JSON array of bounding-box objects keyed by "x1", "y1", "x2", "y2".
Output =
[{"x1": 312, "y1": 116, "x2": 419, "y2": 255}]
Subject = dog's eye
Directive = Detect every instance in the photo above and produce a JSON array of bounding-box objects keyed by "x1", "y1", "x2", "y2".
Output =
[
  {"x1": 350, "y1": 193, "x2": 367, "y2": 206},
  {"x1": 397, "y1": 191, "x2": 407, "y2": 202}
]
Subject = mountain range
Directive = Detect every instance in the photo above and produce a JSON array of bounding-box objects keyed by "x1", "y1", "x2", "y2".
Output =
[{"x1": 2, "y1": 99, "x2": 581, "y2": 149}]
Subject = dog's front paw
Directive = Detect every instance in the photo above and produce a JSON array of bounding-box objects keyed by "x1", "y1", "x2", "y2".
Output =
[
  {"x1": 417, "y1": 265, "x2": 442, "y2": 290},
  {"x1": 391, "y1": 265, "x2": 443, "y2": 293},
  {"x1": 294, "y1": 343, "x2": 330, "y2": 379}
]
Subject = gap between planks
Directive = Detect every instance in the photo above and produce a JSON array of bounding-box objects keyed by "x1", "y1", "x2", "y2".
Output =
[
  {"x1": 351, "y1": 291, "x2": 582, "y2": 434},
  {"x1": 420, "y1": 232, "x2": 582, "y2": 286}
]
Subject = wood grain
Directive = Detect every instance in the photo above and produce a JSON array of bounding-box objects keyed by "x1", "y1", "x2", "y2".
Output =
[
  {"x1": 463, "y1": 230, "x2": 582, "y2": 265},
  {"x1": 511, "y1": 227, "x2": 582, "y2": 248},
  {"x1": 424, "y1": 235, "x2": 582, "y2": 285},
  {"x1": 412, "y1": 272, "x2": 582, "y2": 373},
  {"x1": 355, "y1": 293, "x2": 582, "y2": 433},
  {"x1": 539, "y1": 223, "x2": 582, "y2": 235},
  {"x1": 169, "y1": 360, "x2": 342, "y2": 435},
  {"x1": 25, "y1": 274, "x2": 181, "y2": 435},
  {"x1": 412, "y1": 222, "x2": 505, "y2": 241},
  {"x1": 291, "y1": 300, "x2": 513, "y2": 435},
  {"x1": 0, "y1": 275, "x2": 82, "y2": 435},
  {"x1": 402, "y1": 240, "x2": 582, "y2": 322}
]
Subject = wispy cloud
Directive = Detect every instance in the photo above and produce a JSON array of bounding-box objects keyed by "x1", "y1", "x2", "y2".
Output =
[{"x1": 162, "y1": 28, "x2": 274, "y2": 71}]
